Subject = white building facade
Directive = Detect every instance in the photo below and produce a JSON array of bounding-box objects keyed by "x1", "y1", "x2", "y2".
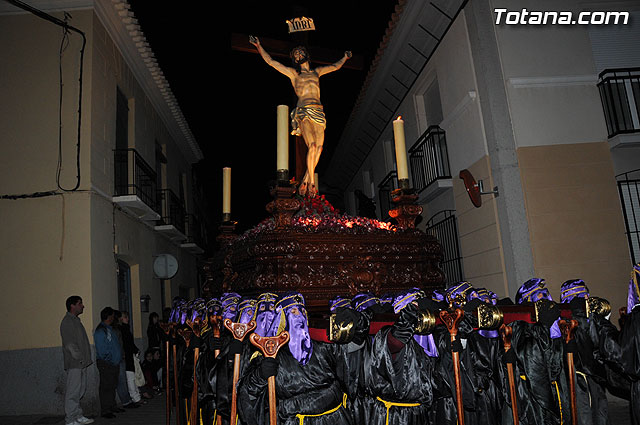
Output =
[{"x1": 325, "y1": 0, "x2": 640, "y2": 316}]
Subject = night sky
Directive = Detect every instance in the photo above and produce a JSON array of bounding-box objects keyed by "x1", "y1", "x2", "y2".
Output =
[{"x1": 127, "y1": 0, "x2": 397, "y2": 235}]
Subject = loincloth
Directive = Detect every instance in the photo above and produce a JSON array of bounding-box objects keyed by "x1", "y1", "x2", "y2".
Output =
[{"x1": 290, "y1": 104, "x2": 326, "y2": 136}]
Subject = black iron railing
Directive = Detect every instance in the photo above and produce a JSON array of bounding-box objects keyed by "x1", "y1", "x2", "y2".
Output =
[
  {"x1": 408, "y1": 125, "x2": 451, "y2": 192},
  {"x1": 114, "y1": 148, "x2": 159, "y2": 213},
  {"x1": 617, "y1": 169, "x2": 640, "y2": 264},
  {"x1": 158, "y1": 189, "x2": 186, "y2": 234},
  {"x1": 185, "y1": 213, "x2": 206, "y2": 248},
  {"x1": 425, "y1": 210, "x2": 463, "y2": 285},
  {"x1": 598, "y1": 68, "x2": 640, "y2": 138},
  {"x1": 378, "y1": 171, "x2": 398, "y2": 220}
]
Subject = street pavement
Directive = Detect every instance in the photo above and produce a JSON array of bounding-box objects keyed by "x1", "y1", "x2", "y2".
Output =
[
  {"x1": 0, "y1": 392, "x2": 632, "y2": 425},
  {"x1": 0, "y1": 394, "x2": 170, "y2": 425}
]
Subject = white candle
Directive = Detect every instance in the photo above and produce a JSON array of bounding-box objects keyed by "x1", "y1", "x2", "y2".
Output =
[
  {"x1": 222, "y1": 167, "x2": 231, "y2": 215},
  {"x1": 393, "y1": 116, "x2": 409, "y2": 181},
  {"x1": 277, "y1": 105, "x2": 289, "y2": 171}
]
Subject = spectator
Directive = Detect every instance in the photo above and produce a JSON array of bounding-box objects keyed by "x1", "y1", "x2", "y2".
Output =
[
  {"x1": 60, "y1": 296, "x2": 94, "y2": 425},
  {"x1": 146, "y1": 312, "x2": 162, "y2": 352},
  {"x1": 152, "y1": 349, "x2": 163, "y2": 394},
  {"x1": 112, "y1": 310, "x2": 135, "y2": 409},
  {"x1": 120, "y1": 312, "x2": 143, "y2": 405},
  {"x1": 141, "y1": 350, "x2": 160, "y2": 396},
  {"x1": 94, "y1": 307, "x2": 121, "y2": 419}
]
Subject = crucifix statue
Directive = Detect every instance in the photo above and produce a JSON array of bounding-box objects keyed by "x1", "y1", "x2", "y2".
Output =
[{"x1": 250, "y1": 35, "x2": 351, "y2": 197}]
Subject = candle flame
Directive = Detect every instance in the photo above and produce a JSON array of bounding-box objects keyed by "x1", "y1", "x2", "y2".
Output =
[{"x1": 397, "y1": 116, "x2": 402, "y2": 120}]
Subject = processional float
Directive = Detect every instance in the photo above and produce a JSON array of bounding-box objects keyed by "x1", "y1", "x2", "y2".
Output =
[
  {"x1": 162, "y1": 129, "x2": 615, "y2": 425},
  {"x1": 157, "y1": 14, "x2": 620, "y2": 425}
]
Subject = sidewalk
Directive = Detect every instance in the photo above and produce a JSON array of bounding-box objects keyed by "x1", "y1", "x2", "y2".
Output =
[{"x1": 0, "y1": 394, "x2": 171, "y2": 425}]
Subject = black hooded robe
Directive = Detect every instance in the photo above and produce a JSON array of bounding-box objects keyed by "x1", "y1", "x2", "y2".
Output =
[
  {"x1": 237, "y1": 341, "x2": 359, "y2": 425},
  {"x1": 363, "y1": 326, "x2": 438, "y2": 425},
  {"x1": 501, "y1": 320, "x2": 572, "y2": 425},
  {"x1": 620, "y1": 307, "x2": 640, "y2": 425},
  {"x1": 466, "y1": 329, "x2": 507, "y2": 425}
]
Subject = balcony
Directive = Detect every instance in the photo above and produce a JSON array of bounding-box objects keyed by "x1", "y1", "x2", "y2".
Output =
[
  {"x1": 113, "y1": 149, "x2": 160, "y2": 221},
  {"x1": 425, "y1": 210, "x2": 463, "y2": 285},
  {"x1": 155, "y1": 189, "x2": 187, "y2": 241},
  {"x1": 408, "y1": 125, "x2": 452, "y2": 202},
  {"x1": 377, "y1": 171, "x2": 397, "y2": 221},
  {"x1": 617, "y1": 169, "x2": 640, "y2": 264},
  {"x1": 597, "y1": 68, "x2": 640, "y2": 147},
  {"x1": 181, "y1": 214, "x2": 206, "y2": 254}
]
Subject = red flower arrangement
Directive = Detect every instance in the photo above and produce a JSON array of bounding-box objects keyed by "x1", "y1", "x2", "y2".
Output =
[
  {"x1": 291, "y1": 194, "x2": 396, "y2": 234},
  {"x1": 236, "y1": 194, "x2": 396, "y2": 242}
]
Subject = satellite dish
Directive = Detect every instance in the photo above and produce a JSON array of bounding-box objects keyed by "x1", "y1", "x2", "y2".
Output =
[
  {"x1": 153, "y1": 254, "x2": 179, "y2": 279},
  {"x1": 459, "y1": 169, "x2": 482, "y2": 208}
]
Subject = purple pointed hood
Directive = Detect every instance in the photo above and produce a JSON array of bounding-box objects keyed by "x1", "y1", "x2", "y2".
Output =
[
  {"x1": 431, "y1": 289, "x2": 445, "y2": 303},
  {"x1": 516, "y1": 279, "x2": 560, "y2": 338},
  {"x1": 189, "y1": 298, "x2": 207, "y2": 323},
  {"x1": 516, "y1": 278, "x2": 551, "y2": 304},
  {"x1": 237, "y1": 298, "x2": 257, "y2": 324},
  {"x1": 445, "y1": 281, "x2": 478, "y2": 307},
  {"x1": 329, "y1": 296, "x2": 352, "y2": 312},
  {"x1": 221, "y1": 292, "x2": 241, "y2": 321},
  {"x1": 473, "y1": 288, "x2": 499, "y2": 338},
  {"x1": 169, "y1": 297, "x2": 187, "y2": 324},
  {"x1": 628, "y1": 264, "x2": 640, "y2": 314},
  {"x1": 394, "y1": 288, "x2": 438, "y2": 357},
  {"x1": 271, "y1": 292, "x2": 313, "y2": 365},
  {"x1": 560, "y1": 279, "x2": 589, "y2": 303},
  {"x1": 255, "y1": 293, "x2": 278, "y2": 337},
  {"x1": 206, "y1": 298, "x2": 222, "y2": 317},
  {"x1": 352, "y1": 293, "x2": 379, "y2": 312}
]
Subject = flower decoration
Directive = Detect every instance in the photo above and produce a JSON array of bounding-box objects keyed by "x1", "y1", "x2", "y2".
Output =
[{"x1": 236, "y1": 194, "x2": 397, "y2": 243}]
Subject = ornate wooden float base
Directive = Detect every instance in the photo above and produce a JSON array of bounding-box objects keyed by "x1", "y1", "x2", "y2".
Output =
[{"x1": 206, "y1": 221, "x2": 445, "y2": 311}]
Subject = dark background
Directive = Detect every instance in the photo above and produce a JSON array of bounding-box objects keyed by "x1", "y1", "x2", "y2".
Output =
[{"x1": 128, "y1": 0, "x2": 397, "y2": 235}]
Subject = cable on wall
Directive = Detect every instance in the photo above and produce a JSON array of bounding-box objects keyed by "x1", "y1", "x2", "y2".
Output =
[{"x1": 4, "y1": 0, "x2": 86, "y2": 192}]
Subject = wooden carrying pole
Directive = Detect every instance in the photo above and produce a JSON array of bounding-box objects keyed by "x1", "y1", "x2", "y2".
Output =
[
  {"x1": 250, "y1": 332, "x2": 290, "y2": 425},
  {"x1": 189, "y1": 317, "x2": 207, "y2": 425},
  {"x1": 499, "y1": 324, "x2": 519, "y2": 425},
  {"x1": 191, "y1": 346, "x2": 199, "y2": 425},
  {"x1": 210, "y1": 315, "x2": 222, "y2": 425},
  {"x1": 173, "y1": 344, "x2": 180, "y2": 425},
  {"x1": 172, "y1": 326, "x2": 182, "y2": 425},
  {"x1": 440, "y1": 308, "x2": 465, "y2": 425},
  {"x1": 559, "y1": 319, "x2": 579, "y2": 425},
  {"x1": 159, "y1": 323, "x2": 173, "y2": 425},
  {"x1": 210, "y1": 315, "x2": 222, "y2": 358},
  {"x1": 223, "y1": 319, "x2": 257, "y2": 425},
  {"x1": 176, "y1": 328, "x2": 193, "y2": 425}
]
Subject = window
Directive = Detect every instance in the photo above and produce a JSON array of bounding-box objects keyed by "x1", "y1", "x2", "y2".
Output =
[
  {"x1": 114, "y1": 89, "x2": 129, "y2": 195},
  {"x1": 424, "y1": 78, "x2": 443, "y2": 126}
]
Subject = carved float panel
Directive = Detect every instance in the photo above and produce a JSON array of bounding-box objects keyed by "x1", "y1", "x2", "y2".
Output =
[{"x1": 205, "y1": 226, "x2": 445, "y2": 308}]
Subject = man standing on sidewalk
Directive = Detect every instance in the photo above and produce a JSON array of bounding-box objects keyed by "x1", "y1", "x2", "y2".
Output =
[
  {"x1": 94, "y1": 307, "x2": 121, "y2": 419},
  {"x1": 60, "y1": 296, "x2": 94, "y2": 425}
]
